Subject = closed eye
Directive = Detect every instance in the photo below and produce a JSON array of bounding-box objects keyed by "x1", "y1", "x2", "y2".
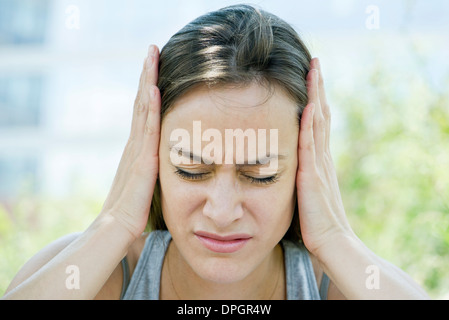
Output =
[
  {"x1": 174, "y1": 168, "x2": 279, "y2": 185},
  {"x1": 174, "y1": 168, "x2": 207, "y2": 180},
  {"x1": 244, "y1": 175, "x2": 279, "y2": 185}
]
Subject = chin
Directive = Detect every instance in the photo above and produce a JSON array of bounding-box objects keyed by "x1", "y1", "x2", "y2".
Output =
[{"x1": 192, "y1": 255, "x2": 253, "y2": 284}]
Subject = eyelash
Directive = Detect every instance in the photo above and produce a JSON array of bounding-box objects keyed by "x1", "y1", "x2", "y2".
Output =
[{"x1": 174, "y1": 169, "x2": 279, "y2": 185}]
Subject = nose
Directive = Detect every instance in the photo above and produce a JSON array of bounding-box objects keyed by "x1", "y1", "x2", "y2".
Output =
[{"x1": 202, "y1": 171, "x2": 244, "y2": 229}]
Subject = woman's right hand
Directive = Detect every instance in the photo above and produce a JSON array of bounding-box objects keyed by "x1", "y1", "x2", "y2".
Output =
[{"x1": 101, "y1": 44, "x2": 161, "y2": 240}]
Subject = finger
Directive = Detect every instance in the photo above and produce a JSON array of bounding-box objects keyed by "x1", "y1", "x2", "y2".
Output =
[
  {"x1": 130, "y1": 56, "x2": 150, "y2": 138},
  {"x1": 298, "y1": 103, "x2": 316, "y2": 174},
  {"x1": 307, "y1": 67, "x2": 325, "y2": 161},
  {"x1": 146, "y1": 45, "x2": 159, "y2": 86},
  {"x1": 131, "y1": 45, "x2": 159, "y2": 140},
  {"x1": 311, "y1": 57, "x2": 331, "y2": 150},
  {"x1": 142, "y1": 85, "x2": 161, "y2": 159}
]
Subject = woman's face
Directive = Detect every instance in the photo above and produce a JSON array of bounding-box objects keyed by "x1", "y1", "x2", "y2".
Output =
[{"x1": 159, "y1": 82, "x2": 299, "y2": 283}]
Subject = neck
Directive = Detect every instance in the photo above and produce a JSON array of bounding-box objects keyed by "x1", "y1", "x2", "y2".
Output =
[{"x1": 161, "y1": 240, "x2": 285, "y2": 300}]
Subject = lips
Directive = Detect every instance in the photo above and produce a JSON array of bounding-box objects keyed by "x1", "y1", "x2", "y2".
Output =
[{"x1": 194, "y1": 231, "x2": 252, "y2": 253}]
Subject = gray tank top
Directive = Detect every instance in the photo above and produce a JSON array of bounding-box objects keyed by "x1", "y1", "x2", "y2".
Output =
[{"x1": 121, "y1": 230, "x2": 329, "y2": 300}]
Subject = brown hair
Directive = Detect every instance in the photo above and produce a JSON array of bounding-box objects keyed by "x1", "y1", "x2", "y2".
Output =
[{"x1": 149, "y1": 4, "x2": 311, "y2": 242}]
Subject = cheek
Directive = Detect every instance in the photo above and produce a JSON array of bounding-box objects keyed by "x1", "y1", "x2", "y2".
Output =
[
  {"x1": 159, "y1": 163, "x2": 204, "y2": 231},
  {"x1": 245, "y1": 180, "x2": 295, "y2": 237},
  {"x1": 231, "y1": 165, "x2": 295, "y2": 233}
]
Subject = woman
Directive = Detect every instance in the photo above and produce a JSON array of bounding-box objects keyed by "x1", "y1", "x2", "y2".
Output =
[{"x1": 3, "y1": 4, "x2": 428, "y2": 300}]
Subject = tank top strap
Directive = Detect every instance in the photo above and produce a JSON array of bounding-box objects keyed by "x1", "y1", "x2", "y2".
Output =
[
  {"x1": 122, "y1": 230, "x2": 171, "y2": 300},
  {"x1": 119, "y1": 256, "x2": 130, "y2": 299},
  {"x1": 281, "y1": 239, "x2": 322, "y2": 300}
]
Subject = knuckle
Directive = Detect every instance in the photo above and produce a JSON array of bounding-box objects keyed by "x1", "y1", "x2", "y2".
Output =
[
  {"x1": 148, "y1": 103, "x2": 158, "y2": 116},
  {"x1": 322, "y1": 107, "x2": 331, "y2": 120},
  {"x1": 316, "y1": 117, "x2": 326, "y2": 132},
  {"x1": 135, "y1": 99, "x2": 147, "y2": 115},
  {"x1": 299, "y1": 135, "x2": 315, "y2": 151},
  {"x1": 303, "y1": 140, "x2": 314, "y2": 151},
  {"x1": 324, "y1": 152, "x2": 334, "y2": 165},
  {"x1": 144, "y1": 123, "x2": 156, "y2": 136}
]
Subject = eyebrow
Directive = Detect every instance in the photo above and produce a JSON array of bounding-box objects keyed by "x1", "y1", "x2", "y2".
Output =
[{"x1": 168, "y1": 144, "x2": 287, "y2": 166}]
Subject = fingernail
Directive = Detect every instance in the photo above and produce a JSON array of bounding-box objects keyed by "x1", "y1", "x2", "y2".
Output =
[
  {"x1": 146, "y1": 55, "x2": 154, "y2": 69},
  {"x1": 311, "y1": 69, "x2": 319, "y2": 83},
  {"x1": 148, "y1": 45, "x2": 157, "y2": 57}
]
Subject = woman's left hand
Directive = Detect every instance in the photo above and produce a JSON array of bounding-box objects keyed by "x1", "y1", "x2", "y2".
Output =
[
  {"x1": 296, "y1": 58, "x2": 355, "y2": 258},
  {"x1": 296, "y1": 58, "x2": 430, "y2": 300}
]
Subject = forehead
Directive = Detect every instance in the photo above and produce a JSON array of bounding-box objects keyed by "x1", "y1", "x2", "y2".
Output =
[{"x1": 162, "y1": 82, "x2": 299, "y2": 134}]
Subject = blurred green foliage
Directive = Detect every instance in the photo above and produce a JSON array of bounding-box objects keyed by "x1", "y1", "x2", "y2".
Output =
[
  {"x1": 1, "y1": 38, "x2": 448, "y2": 300},
  {"x1": 330, "y1": 40, "x2": 449, "y2": 299},
  {"x1": 0, "y1": 195, "x2": 100, "y2": 296}
]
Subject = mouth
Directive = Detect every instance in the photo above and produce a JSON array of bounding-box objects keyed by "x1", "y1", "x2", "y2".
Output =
[{"x1": 194, "y1": 231, "x2": 252, "y2": 254}]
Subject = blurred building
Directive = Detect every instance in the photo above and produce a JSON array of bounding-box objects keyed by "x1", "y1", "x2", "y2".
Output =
[
  {"x1": 0, "y1": 0, "x2": 49, "y2": 198},
  {"x1": 0, "y1": 0, "x2": 162, "y2": 200}
]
